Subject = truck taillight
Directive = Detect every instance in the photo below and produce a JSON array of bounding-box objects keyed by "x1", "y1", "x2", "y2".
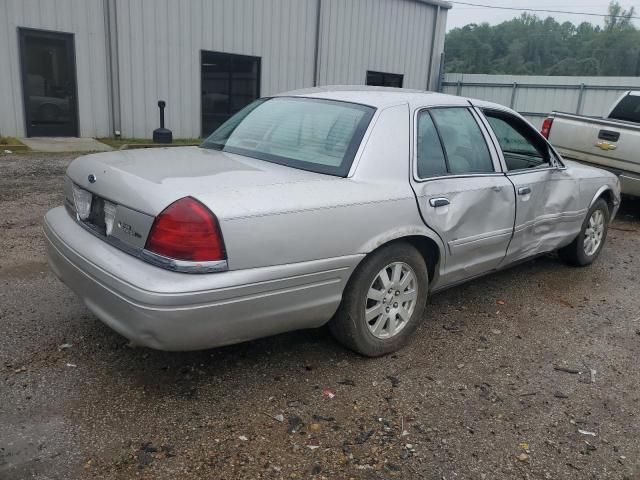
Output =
[
  {"x1": 541, "y1": 117, "x2": 554, "y2": 139},
  {"x1": 145, "y1": 197, "x2": 226, "y2": 262}
]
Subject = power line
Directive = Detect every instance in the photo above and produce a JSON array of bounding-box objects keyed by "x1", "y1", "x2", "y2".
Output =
[{"x1": 448, "y1": 1, "x2": 640, "y2": 20}]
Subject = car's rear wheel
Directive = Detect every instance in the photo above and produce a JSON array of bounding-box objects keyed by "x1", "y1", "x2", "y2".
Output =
[
  {"x1": 329, "y1": 242, "x2": 428, "y2": 357},
  {"x1": 558, "y1": 198, "x2": 610, "y2": 266}
]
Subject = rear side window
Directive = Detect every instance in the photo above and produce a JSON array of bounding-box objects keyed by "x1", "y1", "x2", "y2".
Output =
[
  {"x1": 609, "y1": 94, "x2": 640, "y2": 123},
  {"x1": 430, "y1": 108, "x2": 494, "y2": 175},
  {"x1": 416, "y1": 113, "x2": 448, "y2": 177},
  {"x1": 416, "y1": 107, "x2": 494, "y2": 178}
]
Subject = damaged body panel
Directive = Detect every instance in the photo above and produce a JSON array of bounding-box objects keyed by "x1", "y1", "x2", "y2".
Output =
[
  {"x1": 44, "y1": 87, "x2": 620, "y2": 352},
  {"x1": 413, "y1": 175, "x2": 515, "y2": 285}
]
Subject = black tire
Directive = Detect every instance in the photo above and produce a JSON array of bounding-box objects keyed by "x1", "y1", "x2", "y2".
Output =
[
  {"x1": 558, "y1": 198, "x2": 610, "y2": 266},
  {"x1": 329, "y1": 242, "x2": 428, "y2": 357}
]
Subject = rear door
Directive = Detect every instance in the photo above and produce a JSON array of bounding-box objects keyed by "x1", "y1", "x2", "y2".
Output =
[
  {"x1": 479, "y1": 109, "x2": 581, "y2": 263},
  {"x1": 411, "y1": 107, "x2": 515, "y2": 286}
]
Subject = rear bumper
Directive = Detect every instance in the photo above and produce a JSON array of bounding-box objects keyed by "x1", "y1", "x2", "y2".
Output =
[{"x1": 44, "y1": 206, "x2": 361, "y2": 350}]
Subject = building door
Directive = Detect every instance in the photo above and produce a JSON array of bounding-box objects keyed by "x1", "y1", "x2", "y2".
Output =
[
  {"x1": 19, "y1": 28, "x2": 79, "y2": 137},
  {"x1": 201, "y1": 51, "x2": 261, "y2": 137}
]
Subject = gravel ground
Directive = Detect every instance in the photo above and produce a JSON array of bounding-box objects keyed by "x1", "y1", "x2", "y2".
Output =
[{"x1": 1, "y1": 152, "x2": 639, "y2": 480}]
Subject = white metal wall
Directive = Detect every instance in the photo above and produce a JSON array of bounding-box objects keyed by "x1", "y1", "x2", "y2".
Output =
[
  {"x1": 443, "y1": 73, "x2": 640, "y2": 128},
  {"x1": 317, "y1": 0, "x2": 447, "y2": 91},
  {"x1": 0, "y1": 0, "x2": 111, "y2": 138},
  {"x1": 114, "y1": 0, "x2": 319, "y2": 139},
  {"x1": 0, "y1": 0, "x2": 449, "y2": 139}
]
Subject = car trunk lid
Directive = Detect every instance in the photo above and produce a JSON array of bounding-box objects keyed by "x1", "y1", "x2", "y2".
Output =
[
  {"x1": 66, "y1": 146, "x2": 326, "y2": 216},
  {"x1": 64, "y1": 146, "x2": 332, "y2": 264}
]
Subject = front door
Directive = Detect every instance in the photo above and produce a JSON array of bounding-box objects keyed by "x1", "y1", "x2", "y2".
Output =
[
  {"x1": 19, "y1": 28, "x2": 79, "y2": 137},
  {"x1": 412, "y1": 107, "x2": 516, "y2": 286},
  {"x1": 480, "y1": 109, "x2": 581, "y2": 264}
]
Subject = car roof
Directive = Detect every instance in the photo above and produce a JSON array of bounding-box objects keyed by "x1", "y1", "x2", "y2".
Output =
[{"x1": 276, "y1": 85, "x2": 503, "y2": 110}]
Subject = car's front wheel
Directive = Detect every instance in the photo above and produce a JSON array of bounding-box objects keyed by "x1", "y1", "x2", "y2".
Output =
[
  {"x1": 329, "y1": 242, "x2": 428, "y2": 357},
  {"x1": 559, "y1": 198, "x2": 610, "y2": 266}
]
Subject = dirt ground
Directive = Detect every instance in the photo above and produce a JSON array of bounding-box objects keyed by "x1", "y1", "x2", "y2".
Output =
[{"x1": 1, "y1": 152, "x2": 639, "y2": 480}]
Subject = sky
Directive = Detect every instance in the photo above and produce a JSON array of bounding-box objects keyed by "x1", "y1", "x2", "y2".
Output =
[{"x1": 445, "y1": 0, "x2": 638, "y2": 30}]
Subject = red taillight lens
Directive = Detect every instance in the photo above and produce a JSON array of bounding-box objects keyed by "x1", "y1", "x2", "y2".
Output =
[
  {"x1": 541, "y1": 117, "x2": 554, "y2": 139},
  {"x1": 145, "y1": 197, "x2": 226, "y2": 262}
]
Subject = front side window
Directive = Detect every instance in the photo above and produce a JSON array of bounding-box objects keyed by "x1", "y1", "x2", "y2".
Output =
[
  {"x1": 201, "y1": 97, "x2": 375, "y2": 176},
  {"x1": 416, "y1": 107, "x2": 494, "y2": 178},
  {"x1": 484, "y1": 110, "x2": 550, "y2": 171}
]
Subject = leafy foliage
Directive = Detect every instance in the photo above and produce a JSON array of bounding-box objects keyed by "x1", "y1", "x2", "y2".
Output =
[{"x1": 445, "y1": 1, "x2": 640, "y2": 75}]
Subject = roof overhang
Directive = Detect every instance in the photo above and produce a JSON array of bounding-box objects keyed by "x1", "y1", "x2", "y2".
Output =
[{"x1": 414, "y1": 0, "x2": 453, "y2": 10}]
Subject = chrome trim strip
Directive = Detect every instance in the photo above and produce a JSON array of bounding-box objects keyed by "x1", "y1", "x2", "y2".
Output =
[
  {"x1": 140, "y1": 249, "x2": 228, "y2": 274},
  {"x1": 506, "y1": 166, "x2": 567, "y2": 176}
]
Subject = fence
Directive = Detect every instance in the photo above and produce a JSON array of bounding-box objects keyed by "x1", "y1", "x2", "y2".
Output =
[{"x1": 441, "y1": 74, "x2": 640, "y2": 128}]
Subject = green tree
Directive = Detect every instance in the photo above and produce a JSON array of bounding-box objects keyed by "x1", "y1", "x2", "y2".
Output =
[
  {"x1": 444, "y1": 1, "x2": 640, "y2": 76},
  {"x1": 604, "y1": 1, "x2": 636, "y2": 31}
]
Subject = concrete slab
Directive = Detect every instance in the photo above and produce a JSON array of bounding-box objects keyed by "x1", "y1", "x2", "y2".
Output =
[{"x1": 19, "y1": 137, "x2": 113, "y2": 153}]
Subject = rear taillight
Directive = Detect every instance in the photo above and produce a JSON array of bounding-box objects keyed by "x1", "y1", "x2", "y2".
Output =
[
  {"x1": 541, "y1": 117, "x2": 554, "y2": 139},
  {"x1": 144, "y1": 197, "x2": 226, "y2": 262}
]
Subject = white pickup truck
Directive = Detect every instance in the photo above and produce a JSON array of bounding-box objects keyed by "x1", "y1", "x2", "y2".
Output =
[{"x1": 542, "y1": 91, "x2": 640, "y2": 197}]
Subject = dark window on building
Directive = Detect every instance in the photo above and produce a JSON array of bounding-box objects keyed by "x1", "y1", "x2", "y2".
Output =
[
  {"x1": 366, "y1": 70, "x2": 403, "y2": 88},
  {"x1": 201, "y1": 50, "x2": 260, "y2": 137}
]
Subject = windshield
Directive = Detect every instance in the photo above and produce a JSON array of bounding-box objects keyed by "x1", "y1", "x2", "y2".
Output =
[{"x1": 200, "y1": 97, "x2": 376, "y2": 176}]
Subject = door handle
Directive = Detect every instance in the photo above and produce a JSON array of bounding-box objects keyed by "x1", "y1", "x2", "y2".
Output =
[
  {"x1": 518, "y1": 186, "x2": 532, "y2": 195},
  {"x1": 598, "y1": 129, "x2": 620, "y2": 142},
  {"x1": 429, "y1": 197, "x2": 450, "y2": 207}
]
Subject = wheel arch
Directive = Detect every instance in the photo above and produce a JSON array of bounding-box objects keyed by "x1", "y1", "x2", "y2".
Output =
[
  {"x1": 590, "y1": 185, "x2": 616, "y2": 216},
  {"x1": 355, "y1": 229, "x2": 444, "y2": 288}
]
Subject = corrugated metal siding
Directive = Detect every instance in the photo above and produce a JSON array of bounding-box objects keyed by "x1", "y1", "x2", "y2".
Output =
[
  {"x1": 443, "y1": 74, "x2": 640, "y2": 128},
  {"x1": 317, "y1": 0, "x2": 445, "y2": 90},
  {"x1": 114, "y1": 0, "x2": 319, "y2": 138},
  {"x1": 1, "y1": 0, "x2": 448, "y2": 138},
  {"x1": 0, "y1": 0, "x2": 111, "y2": 137}
]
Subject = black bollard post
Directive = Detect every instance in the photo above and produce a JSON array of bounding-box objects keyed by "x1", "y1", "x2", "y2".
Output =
[{"x1": 153, "y1": 100, "x2": 173, "y2": 144}]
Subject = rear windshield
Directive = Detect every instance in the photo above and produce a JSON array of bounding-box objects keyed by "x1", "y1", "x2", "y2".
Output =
[
  {"x1": 609, "y1": 94, "x2": 640, "y2": 123},
  {"x1": 200, "y1": 97, "x2": 375, "y2": 176}
]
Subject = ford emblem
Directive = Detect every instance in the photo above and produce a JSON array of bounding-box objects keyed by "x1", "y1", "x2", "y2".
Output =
[{"x1": 88, "y1": 174, "x2": 97, "y2": 183}]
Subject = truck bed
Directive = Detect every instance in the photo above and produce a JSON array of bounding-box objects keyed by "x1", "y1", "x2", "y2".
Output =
[{"x1": 547, "y1": 111, "x2": 640, "y2": 197}]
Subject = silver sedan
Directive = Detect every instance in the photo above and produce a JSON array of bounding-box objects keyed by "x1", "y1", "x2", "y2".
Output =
[{"x1": 44, "y1": 87, "x2": 621, "y2": 356}]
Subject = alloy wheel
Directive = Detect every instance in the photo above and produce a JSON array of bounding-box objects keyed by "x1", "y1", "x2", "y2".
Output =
[
  {"x1": 584, "y1": 209, "x2": 605, "y2": 256},
  {"x1": 365, "y1": 262, "x2": 418, "y2": 339}
]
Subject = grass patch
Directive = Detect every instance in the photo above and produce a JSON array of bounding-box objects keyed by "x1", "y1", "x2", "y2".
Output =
[
  {"x1": 96, "y1": 137, "x2": 202, "y2": 149},
  {"x1": 0, "y1": 136, "x2": 24, "y2": 146}
]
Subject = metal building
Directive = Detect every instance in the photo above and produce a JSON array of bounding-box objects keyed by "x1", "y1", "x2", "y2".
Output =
[{"x1": 0, "y1": 0, "x2": 450, "y2": 139}]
